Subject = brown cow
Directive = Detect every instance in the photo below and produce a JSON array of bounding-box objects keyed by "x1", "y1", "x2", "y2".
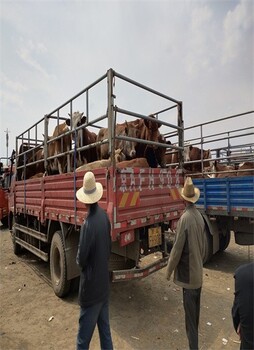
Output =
[
  {"x1": 165, "y1": 143, "x2": 191, "y2": 167},
  {"x1": 47, "y1": 121, "x2": 72, "y2": 175},
  {"x1": 185, "y1": 146, "x2": 211, "y2": 172},
  {"x1": 67, "y1": 111, "x2": 97, "y2": 168},
  {"x1": 130, "y1": 115, "x2": 165, "y2": 167},
  {"x1": 237, "y1": 162, "x2": 254, "y2": 176},
  {"x1": 208, "y1": 160, "x2": 237, "y2": 178},
  {"x1": 117, "y1": 157, "x2": 149, "y2": 169},
  {"x1": 76, "y1": 149, "x2": 126, "y2": 172},
  {"x1": 16, "y1": 144, "x2": 45, "y2": 180},
  {"x1": 97, "y1": 121, "x2": 139, "y2": 160}
]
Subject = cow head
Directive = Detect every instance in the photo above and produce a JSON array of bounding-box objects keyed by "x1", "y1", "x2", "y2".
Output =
[
  {"x1": 121, "y1": 121, "x2": 139, "y2": 159},
  {"x1": 67, "y1": 111, "x2": 87, "y2": 129}
]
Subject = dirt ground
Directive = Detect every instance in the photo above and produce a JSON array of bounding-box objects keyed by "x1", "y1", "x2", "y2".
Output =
[{"x1": 0, "y1": 226, "x2": 253, "y2": 350}]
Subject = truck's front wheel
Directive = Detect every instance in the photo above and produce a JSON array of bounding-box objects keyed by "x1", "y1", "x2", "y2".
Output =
[
  {"x1": 50, "y1": 231, "x2": 71, "y2": 298},
  {"x1": 12, "y1": 216, "x2": 22, "y2": 255}
]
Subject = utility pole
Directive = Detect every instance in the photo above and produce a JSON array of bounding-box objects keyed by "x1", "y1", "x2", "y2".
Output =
[{"x1": 4, "y1": 128, "x2": 10, "y2": 166}]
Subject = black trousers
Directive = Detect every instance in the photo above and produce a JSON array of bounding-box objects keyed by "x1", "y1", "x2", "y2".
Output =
[{"x1": 183, "y1": 287, "x2": 202, "y2": 350}]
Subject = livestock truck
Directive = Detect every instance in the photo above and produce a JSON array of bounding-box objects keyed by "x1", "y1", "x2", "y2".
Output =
[
  {"x1": 9, "y1": 69, "x2": 188, "y2": 297},
  {"x1": 0, "y1": 154, "x2": 15, "y2": 227},
  {"x1": 8, "y1": 68, "x2": 254, "y2": 297},
  {"x1": 181, "y1": 111, "x2": 254, "y2": 260}
]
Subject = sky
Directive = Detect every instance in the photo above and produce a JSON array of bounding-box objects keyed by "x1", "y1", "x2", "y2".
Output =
[{"x1": 0, "y1": 0, "x2": 253, "y2": 162}]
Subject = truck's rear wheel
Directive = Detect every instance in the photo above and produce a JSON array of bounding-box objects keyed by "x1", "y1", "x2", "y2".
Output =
[
  {"x1": 50, "y1": 231, "x2": 70, "y2": 298},
  {"x1": 219, "y1": 230, "x2": 231, "y2": 251}
]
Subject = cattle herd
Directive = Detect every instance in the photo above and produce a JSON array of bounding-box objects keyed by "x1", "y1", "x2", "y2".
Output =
[{"x1": 16, "y1": 111, "x2": 254, "y2": 181}]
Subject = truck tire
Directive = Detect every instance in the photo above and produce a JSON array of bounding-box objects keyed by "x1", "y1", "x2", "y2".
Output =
[
  {"x1": 50, "y1": 231, "x2": 71, "y2": 298},
  {"x1": 1, "y1": 216, "x2": 8, "y2": 228},
  {"x1": 203, "y1": 227, "x2": 213, "y2": 264},
  {"x1": 12, "y1": 217, "x2": 22, "y2": 255},
  {"x1": 219, "y1": 230, "x2": 231, "y2": 251}
]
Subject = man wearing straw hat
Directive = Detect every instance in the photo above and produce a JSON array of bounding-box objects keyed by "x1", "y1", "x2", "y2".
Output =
[
  {"x1": 76, "y1": 171, "x2": 113, "y2": 350},
  {"x1": 166, "y1": 177, "x2": 206, "y2": 350}
]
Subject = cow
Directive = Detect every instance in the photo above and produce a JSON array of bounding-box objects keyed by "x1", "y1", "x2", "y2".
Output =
[
  {"x1": 165, "y1": 143, "x2": 191, "y2": 167},
  {"x1": 16, "y1": 143, "x2": 44, "y2": 180},
  {"x1": 207, "y1": 160, "x2": 237, "y2": 178},
  {"x1": 76, "y1": 148, "x2": 126, "y2": 172},
  {"x1": 25, "y1": 147, "x2": 45, "y2": 179},
  {"x1": 67, "y1": 111, "x2": 97, "y2": 168},
  {"x1": 97, "y1": 121, "x2": 139, "y2": 160},
  {"x1": 184, "y1": 146, "x2": 211, "y2": 172},
  {"x1": 129, "y1": 115, "x2": 165, "y2": 167},
  {"x1": 47, "y1": 121, "x2": 72, "y2": 175},
  {"x1": 237, "y1": 162, "x2": 254, "y2": 176},
  {"x1": 116, "y1": 157, "x2": 150, "y2": 169}
]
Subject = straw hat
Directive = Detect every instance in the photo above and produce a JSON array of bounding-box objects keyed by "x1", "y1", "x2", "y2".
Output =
[
  {"x1": 76, "y1": 171, "x2": 103, "y2": 204},
  {"x1": 179, "y1": 177, "x2": 200, "y2": 203}
]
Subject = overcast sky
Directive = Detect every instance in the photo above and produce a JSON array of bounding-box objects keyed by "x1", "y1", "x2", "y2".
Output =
[{"x1": 1, "y1": 0, "x2": 253, "y2": 160}]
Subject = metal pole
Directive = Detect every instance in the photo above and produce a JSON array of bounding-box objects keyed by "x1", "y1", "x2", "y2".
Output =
[{"x1": 4, "y1": 128, "x2": 9, "y2": 165}]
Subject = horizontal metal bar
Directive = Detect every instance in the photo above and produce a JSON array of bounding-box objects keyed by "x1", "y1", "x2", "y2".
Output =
[
  {"x1": 46, "y1": 72, "x2": 107, "y2": 117},
  {"x1": 114, "y1": 70, "x2": 181, "y2": 104},
  {"x1": 185, "y1": 110, "x2": 254, "y2": 130},
  {"x1": 115, "y1": 106, "x2": 183, "y2": 131},
  {"x1": 14, "y1": 223, "x2": 48, "y2": 242},
  {"x1": 112, "y1": 256, "x2": 169, "y2": 282},
  {"x1": 15, "y1": 237, "x2": 48, "y2": 262}
]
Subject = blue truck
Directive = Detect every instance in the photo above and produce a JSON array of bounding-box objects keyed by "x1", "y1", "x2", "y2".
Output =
[{"x1": 182, "y1": 111, "x2": 254, "y2": 261}]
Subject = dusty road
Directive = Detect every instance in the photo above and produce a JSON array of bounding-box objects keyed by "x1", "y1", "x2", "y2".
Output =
[{"x1": 0, "y1": 226, "x2": 253, "y2": 350}]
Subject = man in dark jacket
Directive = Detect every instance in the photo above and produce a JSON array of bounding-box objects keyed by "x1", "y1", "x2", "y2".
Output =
[
  {"x1": 76, "y1": 171, "x2": 113, "y2": 350},
  {"x1": 166, "y1": 177, "x2": 206, "y2": 350},
  {"x1": 232, "y1": 262, "x2": 254, "y2": 350}
]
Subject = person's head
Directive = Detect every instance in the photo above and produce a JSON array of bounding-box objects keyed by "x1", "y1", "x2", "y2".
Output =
[
  {"x1": 76, "y1": 171, "x2": 103, "y2": 207},
  {"x1": 179, "y1": 177, "x2": 200, "y2": 204}
]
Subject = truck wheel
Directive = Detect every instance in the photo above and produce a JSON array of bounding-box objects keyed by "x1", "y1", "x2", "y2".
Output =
[
  {"x1": 219, "y1": 230, "x2": 231, "y2": 251},
  {"x1": 203, "y1": 228, "x2": 213, "y2": 265},
  {"x1": 12, "y1": 217, "x2": 22, "y2": 255},
  {"x1": 1, "y1": 216, "x2": 8, "y2": 228},
  {"x1": 50, "y1": 231, "x2": 70, "y2": 298}
]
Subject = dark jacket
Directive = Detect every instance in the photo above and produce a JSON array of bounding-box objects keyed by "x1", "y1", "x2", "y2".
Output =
[
  {"x1": 77, "y1": 203, "x2": 111, "y2": 307},
  {"x1": 232, "y1": 262, "x2": 254, "y2": 350},
  {"x1": 166, "y1": 203, "x2": 206, "y2": 289}
]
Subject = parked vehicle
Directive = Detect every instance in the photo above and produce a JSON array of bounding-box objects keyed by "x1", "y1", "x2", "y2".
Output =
[
  {"x1": 0, "y1": 153, "x2": 15, "y2": 227},
  {"x1": 9, "y1": 68, "x2": 253, "y2": 298},
  {"x1": 9, "y1": 69, "x2": 188, "y2": 297},
  {"x1": 182, "y1": 112, "x2": 254, "y2": 259}
]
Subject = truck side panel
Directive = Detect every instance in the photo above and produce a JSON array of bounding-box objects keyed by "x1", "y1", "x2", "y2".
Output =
[{"x1": 193, "y1": 176, "x2": 254, "y2": 218}]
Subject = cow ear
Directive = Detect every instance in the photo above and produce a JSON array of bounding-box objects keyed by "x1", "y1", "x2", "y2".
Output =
[
  {"x1": 66, "y1": 119, "x2": 71, "y2": 126},
  {"x1": 125, "y1": 120, "x2": 129, "y2": 134},
  {"x1": 189, "y1": 145, "x2": 193, "y2": 150},
  {"x1": 144, "y1": 118, "x2": 150, "y2": 128},
  {"x1": 81, "y1": 116, "x2": 87, "y2": 124}
]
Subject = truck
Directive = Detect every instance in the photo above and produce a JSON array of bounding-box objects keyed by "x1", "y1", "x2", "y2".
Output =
[
  {"x1": 9, "y1": 69, "x2": 188, "y2": 297},
  {"x1": 8, "y1": 68, "x2": 254, "y2": 298},
  {"x1": 182, "y1": 111, "x2": 254, "y2": 259},
  {"x1": 0, "y1": 153, "x2": 15, "y2": 227}
]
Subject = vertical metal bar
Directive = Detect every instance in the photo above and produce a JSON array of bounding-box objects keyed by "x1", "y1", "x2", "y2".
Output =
[
  {"x1": 44, "y1": 115, "x2": 49, "y2": 174},
  {"x1": 178, "y1": 102, "x2": 184, "y2": 169},
  {"x1": 86, "y1": 90, "x2": 89, "y2": 122},
  {"x1": 107, "y1": 68, "x2": 115, "y2": 166},
  {"x1": 200, "y1": 125, "x2": 204, "y2": 174}
]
